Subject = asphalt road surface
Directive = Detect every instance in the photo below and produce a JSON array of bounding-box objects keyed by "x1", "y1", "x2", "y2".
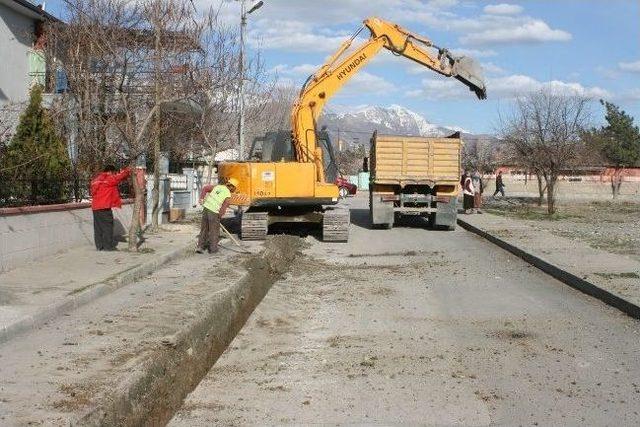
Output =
[{"x1": 170, "y1": 194, "x2": 640, "y2": 426}]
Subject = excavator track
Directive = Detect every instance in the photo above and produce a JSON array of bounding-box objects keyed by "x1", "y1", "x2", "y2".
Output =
[
  {"x1": 322, "y1": 209, "x2": 350, "y2": 242},
  {"x1": 241, "y1": 212, "x2": 269, "y2": 241}
]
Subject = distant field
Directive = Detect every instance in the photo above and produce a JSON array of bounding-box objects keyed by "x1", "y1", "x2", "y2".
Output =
[{"x1": 491, "y1": 177, "x2": 640, "y2": 201}]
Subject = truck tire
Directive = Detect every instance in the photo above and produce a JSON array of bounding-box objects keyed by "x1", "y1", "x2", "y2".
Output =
[{"x1": 428, "y1": 212, "x2": 436, "y2": 229}]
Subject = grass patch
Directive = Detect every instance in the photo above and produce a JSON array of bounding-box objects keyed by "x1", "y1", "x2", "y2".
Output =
[{"x1": 485, "y1": 206, "x2": 578, "y2": 221}]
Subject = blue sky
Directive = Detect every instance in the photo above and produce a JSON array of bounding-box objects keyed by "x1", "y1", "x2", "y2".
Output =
[{"x1": 45, "y1": 0, "x2": 640, "y2": 134}]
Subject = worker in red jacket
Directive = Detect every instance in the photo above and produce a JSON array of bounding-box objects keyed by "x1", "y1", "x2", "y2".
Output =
[{"x1": 90, "y1": 165, "x2": 131, "y2": 251}]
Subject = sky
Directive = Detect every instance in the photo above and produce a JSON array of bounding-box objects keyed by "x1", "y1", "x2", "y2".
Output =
[{"x1": 44, "y1": 0, "x2": 640, "y2": 135}]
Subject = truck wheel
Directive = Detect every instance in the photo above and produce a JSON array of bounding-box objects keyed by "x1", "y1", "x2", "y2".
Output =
[
  {"x1": 428, "y1": 213, "x2": 436, "y2": 229},
  {"x1": 339, "y1": 187, "x2": 349, "y2": 199}
]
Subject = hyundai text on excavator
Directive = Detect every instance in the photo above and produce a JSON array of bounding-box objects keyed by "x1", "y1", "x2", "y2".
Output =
[{"x1": 219, "y1": 17, "x2": 487, "y2": 242}]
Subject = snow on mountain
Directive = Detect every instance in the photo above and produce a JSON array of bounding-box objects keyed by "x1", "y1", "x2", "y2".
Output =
[{"x1": 319, "y1": 105, "x2": 468, "y2": 148}]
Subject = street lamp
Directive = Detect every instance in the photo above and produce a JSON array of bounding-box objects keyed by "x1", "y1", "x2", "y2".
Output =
[{"x1": 238, "y1": 0, "x2": 264, "y2": 161}]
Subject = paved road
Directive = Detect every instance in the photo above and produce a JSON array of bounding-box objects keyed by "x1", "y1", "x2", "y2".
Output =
[{"x1": 170, "y1": 194, "x2": 640, "y2": 426}]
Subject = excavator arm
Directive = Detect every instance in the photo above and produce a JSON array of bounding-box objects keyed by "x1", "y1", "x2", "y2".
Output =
[{"x1": 291, "y1": 17, "x2": 487, "y2": 183}]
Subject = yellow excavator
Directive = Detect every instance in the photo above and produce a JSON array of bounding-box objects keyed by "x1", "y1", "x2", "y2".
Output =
[{"x1": 219, "y1": 17, "x2": 486, "y2": 241}]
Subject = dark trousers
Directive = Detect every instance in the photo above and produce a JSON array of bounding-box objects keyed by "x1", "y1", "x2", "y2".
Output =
[
  {"x1": 93, "y1": 209, "x2": 115, "y2": 250},
  {"x1": 493, "y1": 185, "x2": 505, "y2": 197},
  {"x1": 197, "y1": 208, "x2": 220, "y2": 253}
]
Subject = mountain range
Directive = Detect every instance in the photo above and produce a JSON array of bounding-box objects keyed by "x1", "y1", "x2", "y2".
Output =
[{"x1": 319, "y1": 104, "x2": 471, "y2": 148}]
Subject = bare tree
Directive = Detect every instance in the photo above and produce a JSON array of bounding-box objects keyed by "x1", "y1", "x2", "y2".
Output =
[
  {"x1": 461, "y1": 136, "x2": 500, "y2": 190},
  {"x1": 499, "y1": 89, "x2": 591, "y2": 214},
  {"x1": 187, "y1": 13, "x2": 241, "y2": 182},
  {"x1": 48, "y1": 0, "x2": 209, "y2": 249}
]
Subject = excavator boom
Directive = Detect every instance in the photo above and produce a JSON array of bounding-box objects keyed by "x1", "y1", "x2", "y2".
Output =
[{"x1": 291, "y1": 17, "x2": 487, "y2": 183}]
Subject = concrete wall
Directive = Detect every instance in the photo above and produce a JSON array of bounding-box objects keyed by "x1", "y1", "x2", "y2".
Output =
[
  {"x1": 0, "y1": 203, "x2": 133, "y2": 272},
  {"x1": 0, "y1": 3, "x2": 34, "y2": 105}
]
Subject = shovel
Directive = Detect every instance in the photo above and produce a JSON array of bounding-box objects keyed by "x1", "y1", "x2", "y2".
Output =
[{"x1": 220, "y1": 223, "x2": 252, "y2": 254}]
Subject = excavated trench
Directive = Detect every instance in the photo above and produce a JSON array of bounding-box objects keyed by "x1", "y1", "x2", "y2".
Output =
[{"x1": 79, "y1": 236, "x2": 305, "y2": 426}]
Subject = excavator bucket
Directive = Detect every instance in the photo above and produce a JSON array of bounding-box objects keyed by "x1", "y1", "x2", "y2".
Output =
[{"x1": 452, "y1": 56, "x2": 487, "y2": 100}]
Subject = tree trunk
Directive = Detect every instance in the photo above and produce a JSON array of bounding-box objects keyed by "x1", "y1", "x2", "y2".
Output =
[
  {"x1": 546, "y1": 176, "x2": 557, "y2": 215},
  {"x1": 128, "y1": 164, "x2": 144, "y2": 251},
  {"x1": 611, "y1": 169, "x2": 622, "y2": 199},
  {"x1": 536, "y1": 173, "x2": 546, "y2": 206},
  {"x1": 151, "y1": 120, "x2": 161, "y2": 229}
]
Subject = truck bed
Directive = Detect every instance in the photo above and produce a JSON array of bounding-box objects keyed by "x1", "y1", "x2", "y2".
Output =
[{"x1": 371, "y1": 133, "x2": 461, "y2": 186}]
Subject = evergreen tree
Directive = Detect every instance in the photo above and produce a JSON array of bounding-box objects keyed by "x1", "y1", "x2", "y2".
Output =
[
  {"x1": 0, "y1": 85, "x2": 70, "y2": 205},
  {"x1": 585, "y1": 101, "x2": 640, "y2": 198}
]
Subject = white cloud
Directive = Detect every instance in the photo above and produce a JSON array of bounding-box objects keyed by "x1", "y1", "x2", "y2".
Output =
[
  {"x1": 460, "y1": 20, "x2": 572, "y2": 45},
  {"x1": 206, "y1": 0, "x2": 571, "y2": 57},
  {"x1": 409, "y1": 74, "x2": 611, "y2": 100},
  {"x1": 450, "y1": 48, "x2": 498, "y2": 58},
  {"x1": 481, "y1": 62, "x2": 506, "y2": 75},
  {"x1": 248, "y1": 20, "x2": 347, "y2": 52},
  {"x1": 271, "y1": 63, "x2": 319, "y2": 77},
  {"x1": 483, "y1": 3, "x2": 523, "y2": 15},
  {"x1": 616, "y1": 88, "x2": 640, "y2": 102},
  {"x1": 619, "y1": 60, "x2": 640, "y2": 73},
  {"x1": 427, "y1": 0, "x2": 459, "y2": 8},
  {"x1": 335, "y1": 71, "x2": 397, "y2": 96},
  {"x1": 272, "y1": 64, "x2": 395, "y2": 96}
]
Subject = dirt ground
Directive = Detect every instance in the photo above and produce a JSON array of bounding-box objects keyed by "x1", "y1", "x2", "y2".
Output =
[
  {"x1": 0, "y1": 232, "x2": 306, "y2": 425},
  {"x1": 170, "y1": 195, "x2": 640, "y2": 426},
  {"x1": 484, "y1": 198, "x2": 640, "y2": 263}
]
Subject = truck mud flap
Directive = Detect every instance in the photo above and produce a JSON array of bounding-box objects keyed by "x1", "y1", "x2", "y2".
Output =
[
  {"x1": 434, "y1": 197, "x2": 457, "y2": 230},
  {"x1": 369, "y1": 191, "x2": 394, "y2": 228}
]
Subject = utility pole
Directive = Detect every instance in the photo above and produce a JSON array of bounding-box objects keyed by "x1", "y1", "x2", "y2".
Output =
[{"x1": 237, "y1": 0, "x2": 263, "y2": 161}]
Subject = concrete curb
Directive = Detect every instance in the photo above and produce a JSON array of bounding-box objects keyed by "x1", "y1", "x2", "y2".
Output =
[
  {"x1": 458, "y1": 218, "x2": 640, "y2": 320},
  {"x1": 0, "y1": 242, "x2": 195, "y2": 345}
]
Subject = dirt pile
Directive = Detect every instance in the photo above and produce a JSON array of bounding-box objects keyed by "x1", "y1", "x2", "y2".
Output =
[{"x1": 245, "y1": 235, "x2": 307, "y2": 283}]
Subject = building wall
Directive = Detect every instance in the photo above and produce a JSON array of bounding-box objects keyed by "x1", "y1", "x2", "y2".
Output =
[
  {"x1": 0, "y1": 203, "x2": 133, "y2": 272},
  {"x1": 0, "y1": 3, "x2": 34, "y2": 105}
]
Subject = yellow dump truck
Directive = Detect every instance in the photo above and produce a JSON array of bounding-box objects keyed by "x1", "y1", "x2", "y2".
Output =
[{"x1": 368, "y1": 131, "x2": 461, "y2": 230}]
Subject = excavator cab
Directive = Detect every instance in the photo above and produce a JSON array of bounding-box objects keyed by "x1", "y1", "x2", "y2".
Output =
[{"x1": 248, "y1": 129, "x2": 339, "y2": 184}]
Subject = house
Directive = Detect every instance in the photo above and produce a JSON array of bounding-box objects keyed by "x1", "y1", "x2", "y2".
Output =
[{"x1": 0, "y1": 0, "x2": 59, "y2": 106}]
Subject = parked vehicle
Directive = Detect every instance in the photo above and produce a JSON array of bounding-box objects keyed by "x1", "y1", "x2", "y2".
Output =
[
  {"x1": 368, "y1": 131, "x2": 462, "y2": 230},
  {"x1": 336, "y1": 176, "x2": 357, "y2": 198}
]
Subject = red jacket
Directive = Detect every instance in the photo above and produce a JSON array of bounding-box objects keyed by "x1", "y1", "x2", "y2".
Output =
[{"x1": 91, "y1": 168, "x2": 131, "y2": 210}]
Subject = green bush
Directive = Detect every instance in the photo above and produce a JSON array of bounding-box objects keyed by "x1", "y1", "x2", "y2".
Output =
[{"x1": 0, "y1": 85, "x2": 70, "y2": 205}]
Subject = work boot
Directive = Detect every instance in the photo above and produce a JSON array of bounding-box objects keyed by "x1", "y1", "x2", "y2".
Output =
[{"x1": 196, "y1": 247, "x2": 205, "y2": 254}]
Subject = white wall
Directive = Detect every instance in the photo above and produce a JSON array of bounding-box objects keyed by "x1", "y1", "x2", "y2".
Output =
[
  {"x1": 0, "y1": 204, "x2": 133, "y2": 272},
  {"x1": 0, "y1": 3, "x2": 34, "y2": 105}
]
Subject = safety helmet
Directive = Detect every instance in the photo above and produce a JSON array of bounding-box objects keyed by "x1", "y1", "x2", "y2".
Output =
[{"x1": 227, "y1": 177, "x2": 239, "y2": 188}]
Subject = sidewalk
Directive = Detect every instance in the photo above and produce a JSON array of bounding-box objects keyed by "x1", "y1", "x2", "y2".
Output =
[
  {"x1": 458, "y1": 212, "x2": 640, "y2": 317},
  {"x1": 0, "y1": 223, "x2": 198, "y2": 343}
]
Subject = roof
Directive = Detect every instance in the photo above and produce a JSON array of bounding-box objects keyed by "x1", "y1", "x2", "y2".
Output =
[{"x1": 0, "y1": 0, "x2": 60, "y2": 22}]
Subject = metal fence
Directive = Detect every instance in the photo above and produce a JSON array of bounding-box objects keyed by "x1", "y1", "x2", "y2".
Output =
[{"x1": 0, "y1": 178, "x2": 132, "y2": 208}]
